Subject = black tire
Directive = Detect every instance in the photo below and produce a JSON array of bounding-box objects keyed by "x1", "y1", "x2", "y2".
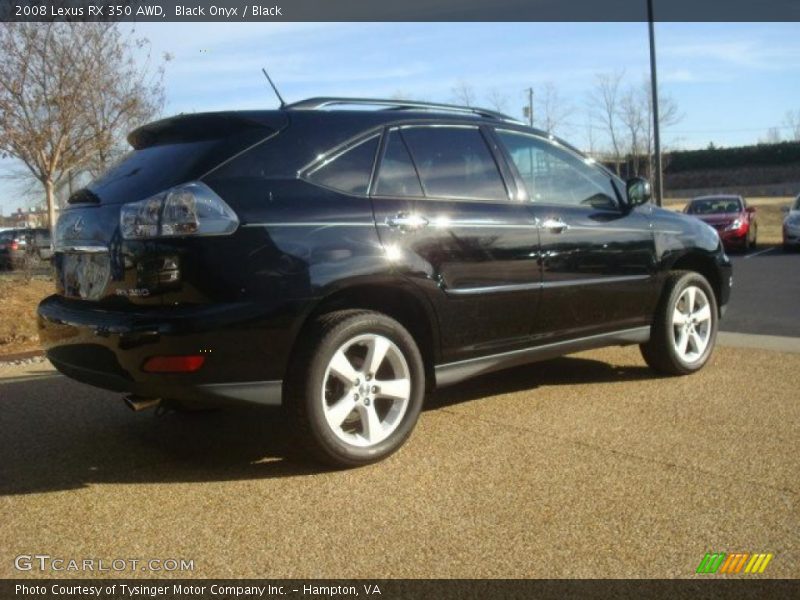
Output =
[
  {"x1": 640, "y1": 271, "x2": 718, "y2": 376},
  {"x1": 285, "y1": 310, "x2": 425, "y2": 467}
]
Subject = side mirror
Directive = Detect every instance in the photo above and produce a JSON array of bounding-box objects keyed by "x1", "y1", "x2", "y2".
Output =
[
  {"x1": 783, "y1": 206, "x2": 790, "y2": 213},
  {"x1": 626, "y1": 177, "x2": 652, "y2": 207}
]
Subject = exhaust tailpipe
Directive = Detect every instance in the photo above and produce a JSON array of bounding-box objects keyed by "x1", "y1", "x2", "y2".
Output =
[{"x1": 124, "y1": 395, "x2": 161, "y2": 412}]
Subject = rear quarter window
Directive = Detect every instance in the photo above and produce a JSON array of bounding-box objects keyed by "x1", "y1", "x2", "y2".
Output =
[{"x1": 304, "y1": 136, "x2": 380, "y2": 195}]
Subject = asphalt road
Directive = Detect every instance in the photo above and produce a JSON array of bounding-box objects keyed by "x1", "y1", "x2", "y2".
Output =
[
  {"x1": 0, "y1": 345, "x2": 797, "y2": 579},
  {"x1": 723, "y1": 245, "x2": 800, "y2": 337}
]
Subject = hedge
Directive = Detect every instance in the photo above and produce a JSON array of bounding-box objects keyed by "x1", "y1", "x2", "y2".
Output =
[{"x1": 666, "y1": 141, "x2": 800, "y2": 173}]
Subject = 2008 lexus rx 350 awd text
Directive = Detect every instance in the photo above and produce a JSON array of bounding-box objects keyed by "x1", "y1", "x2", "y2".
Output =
[{"x1": 37, "y1": 97, "x2": 732, "y2": 467}]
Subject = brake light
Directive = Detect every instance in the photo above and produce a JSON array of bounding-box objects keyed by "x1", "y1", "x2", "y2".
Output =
[
  {"x1": 142, "y1": 355, "x2": 205, "y2": 373},
  {"x1": 120, "y1": 181, "x2": 238, "y2": 240},
  {"x1": 9, "y1": 241, "x2": 18, "y2": 250}
]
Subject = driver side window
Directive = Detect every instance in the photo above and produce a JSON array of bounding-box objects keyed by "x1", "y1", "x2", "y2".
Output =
[{"x1": 496, "y1": 129, "x2": 618, "y2": 209}]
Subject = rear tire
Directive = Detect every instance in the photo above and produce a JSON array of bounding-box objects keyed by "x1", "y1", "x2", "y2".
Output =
[
  {"x1": 640, "y1": 271, "x2": 718, "y2": 376},
  {"x1": 285, "y1": 310, "x2": 425, "y2": 467}
]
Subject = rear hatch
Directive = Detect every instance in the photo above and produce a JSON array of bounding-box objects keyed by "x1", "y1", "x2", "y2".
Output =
[{"x1": 55, "y1": 111, "x2": 286, "y2": 304}]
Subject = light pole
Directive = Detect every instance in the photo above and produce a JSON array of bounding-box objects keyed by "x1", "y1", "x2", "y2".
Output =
[{"x1": 648, "y1": 0, "x2": 663, "y2": 206}]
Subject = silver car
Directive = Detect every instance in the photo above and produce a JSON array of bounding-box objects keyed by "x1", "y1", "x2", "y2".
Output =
[{"x1": 784, "y1": 195, "x2": 800, "y2": 251}]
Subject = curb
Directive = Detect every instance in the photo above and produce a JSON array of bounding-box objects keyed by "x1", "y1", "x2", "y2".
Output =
[{"x1": 717, "y1": 332, "x2": 800, "y2": 354}]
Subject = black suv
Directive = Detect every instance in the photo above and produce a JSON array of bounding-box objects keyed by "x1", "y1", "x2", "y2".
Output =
[{"x1": 37, "y1": 98, "x2": 732, "y2": 466}]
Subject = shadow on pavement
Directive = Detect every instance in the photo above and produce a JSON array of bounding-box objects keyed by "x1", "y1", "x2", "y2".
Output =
[
  {"x1": 427, "y1": 355, "x2": 656, "y2": 410},
  {"x1": 0, "y1": 355, "x2": 656, "y2": 495}
]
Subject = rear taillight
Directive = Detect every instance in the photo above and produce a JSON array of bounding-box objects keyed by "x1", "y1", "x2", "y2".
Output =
[
  {"x1": 9, "y1": 241, "x2": 18, "y2": 251},
  {"x1": 120, "y1": 181, "x2": 238, "y2": 240},
  {"x1": 142, "y1": 355, "x2": 205, "y2": 373}
]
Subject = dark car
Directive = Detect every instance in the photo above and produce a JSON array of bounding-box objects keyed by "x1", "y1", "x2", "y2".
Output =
[
  {"x1": 37, "y1": 98, "x2": 732, "y2": 467},
  {"x1": 684, "y1": 195, "x2": 757, "y2": 252},
  {"x1": 0, "y1": 228, "x2": 29, "y2": 269},
  {"x1": 0, "y1": 227, "x2": 53, "y2": 269}
]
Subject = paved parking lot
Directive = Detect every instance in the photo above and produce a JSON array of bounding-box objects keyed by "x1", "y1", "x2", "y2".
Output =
[
  {"x1": 722, "y1": 247, "x2": 800, "y2": 337},
  {"x1": 1, "y1": 343, "x2": 797, "y2": 578}
]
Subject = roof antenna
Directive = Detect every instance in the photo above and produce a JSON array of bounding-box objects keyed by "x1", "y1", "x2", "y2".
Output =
[{"x1": 261, "y1": 67, "x2": 286, "y2": 108}]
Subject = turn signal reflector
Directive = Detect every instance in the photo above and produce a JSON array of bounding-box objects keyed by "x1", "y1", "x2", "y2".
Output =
[{"x1": 142, "y1": 355, "x2": 205, "y2": 373}]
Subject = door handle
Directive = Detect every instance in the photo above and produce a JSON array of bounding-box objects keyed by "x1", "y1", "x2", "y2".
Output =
[
  {"x1": 539, "y1": 217, "x2": 570, "y2": 233},
  {"x1": 386, "y1": 213, "x2": 429, "y2": 231}
]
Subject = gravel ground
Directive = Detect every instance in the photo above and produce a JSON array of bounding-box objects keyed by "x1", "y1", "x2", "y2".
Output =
[{"x1": 0, "y1": 344, "x2": 797, "y2": 579}]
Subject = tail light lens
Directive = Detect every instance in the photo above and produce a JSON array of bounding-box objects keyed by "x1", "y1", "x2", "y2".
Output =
[
  {"x1": 9, "y1": 241, "x2": 19, "y2": 250},
  {"x1": 120, "y1": 182, "x2": 238, "y2": 240},
  {"x1": 142, "y1": 355, "x2": 205, "y2": 373}
]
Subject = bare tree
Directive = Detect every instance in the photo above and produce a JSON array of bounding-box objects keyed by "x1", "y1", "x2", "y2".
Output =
[
  {"x1": 450, "y1": 80, "x2": 477, "y2": 107},
  {"x1": 618, "y1": 85, "x2": 646, "y2": 175},
  {"x1": 640, "y1": 79, "x2": 681, "y2": 177},
  {"x1": 0, "y1": 23, "x2": 167, "y2": 231},
  {"x1": 536, "y1": 82, "x2": 573, "y2": 136},
  {"x1": 588, "y1": 71, "x2": 625, "y2": 174},
  {"x1": 761, "y1": 127, "x2": 782, "y2": 144},
  {"x1": 784, "y1": 109, "x2": 800, "y2": 141},
  {"x1": 484, "y1": 88, "x2": 509, "y2": 113}
]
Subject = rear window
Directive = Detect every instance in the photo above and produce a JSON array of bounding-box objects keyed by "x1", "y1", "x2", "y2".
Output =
[{"x1": 82, "y1": 128, "x2": 276, "y2": 206}]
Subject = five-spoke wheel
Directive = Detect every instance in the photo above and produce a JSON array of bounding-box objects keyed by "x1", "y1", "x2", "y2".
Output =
[
  {"x1": 322, "y1": 334, "x2": 412, "y2": 447},
  {"x1": 286, "y1": 310, "x2": 425, "y2": 467},
  {"x1": 641, "y1": 271, "x2": 719, "y2": 375}
]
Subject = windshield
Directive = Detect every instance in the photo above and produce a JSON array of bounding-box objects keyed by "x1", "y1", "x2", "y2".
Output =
[
  {"x1": 794, "y1": 197, "x2": 800, "y2": 211},
  {"x1": 687, "y1": 197, "x2": 742, "y2": 215}
]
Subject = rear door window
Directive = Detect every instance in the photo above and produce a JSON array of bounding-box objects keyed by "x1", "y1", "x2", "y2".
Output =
[
  {"x1": 400, "y1": 126, "x2": 507, "y2": 201},
  {"x1": 374, "y1": 130, "x2": 424, "y2": 197},
  {"x1": 305, "y1": 136, "x2": 380, "y2": 195}
]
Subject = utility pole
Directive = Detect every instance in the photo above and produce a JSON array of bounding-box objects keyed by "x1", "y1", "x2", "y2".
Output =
[
  {"x1": 522, "y1": 88, "x2": 534, "y2": 127},
  {"x1": 648, "y1": 0, "x2": 663, "y2": 206}
]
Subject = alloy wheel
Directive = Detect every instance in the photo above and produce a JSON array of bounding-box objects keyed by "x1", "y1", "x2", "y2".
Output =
[
  {"x1": 670, "y1": 285, "x2": 712, "y2": 363},
  {"x1": 320, "y1": 333, "x2": 412, "y2": 447}
]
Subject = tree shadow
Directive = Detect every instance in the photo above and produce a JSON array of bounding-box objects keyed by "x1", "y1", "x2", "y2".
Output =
[{"x1": 0, "y1": 354, "x2": 657, "y2": 495}]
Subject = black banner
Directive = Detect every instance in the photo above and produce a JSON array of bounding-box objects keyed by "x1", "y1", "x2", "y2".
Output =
[
  {"x1": 3, "y1": 579, "x2": 800, "y2": 600},
  {"x1": 2, "y1": 0, "x2": 800, "y2": 22}
]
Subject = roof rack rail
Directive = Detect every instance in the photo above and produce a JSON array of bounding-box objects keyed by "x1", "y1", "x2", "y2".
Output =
[{"x1": 283, "y1": 97, "x2": 522, "y2": 123}]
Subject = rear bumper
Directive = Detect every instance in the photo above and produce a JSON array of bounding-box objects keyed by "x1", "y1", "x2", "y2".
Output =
[{"x1": 37, "y1": 295, "x2": 291, "y2": 406}]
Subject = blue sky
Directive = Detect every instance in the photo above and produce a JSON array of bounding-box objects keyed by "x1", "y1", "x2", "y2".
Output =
[{"x1": 2, "y1": 21, "x2": 799, "y2": 215}]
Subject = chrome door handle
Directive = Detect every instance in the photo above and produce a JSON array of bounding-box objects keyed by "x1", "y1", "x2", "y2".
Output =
[
  {"x1": 386, "y1": 213, "x2": 429, "y2": 231},
  {"x1": 539, "y1": 218, "x2": 569, "y2": 233}
]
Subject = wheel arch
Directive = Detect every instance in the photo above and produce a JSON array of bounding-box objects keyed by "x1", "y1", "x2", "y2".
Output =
[
  {"x1": 668, "y1": 251, "x2": 723, "y2": 314},
  {"x1": 288, "y1": 280, "x2": 441, "y2": 388}
]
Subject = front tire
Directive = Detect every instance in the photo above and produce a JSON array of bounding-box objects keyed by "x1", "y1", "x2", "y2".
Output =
[
  {"x1": 640, "y1": 271, "x2": 718, "y2": 375},
  {"x1": 286, "y1": 310, "x2": 425, "y2": 467}
]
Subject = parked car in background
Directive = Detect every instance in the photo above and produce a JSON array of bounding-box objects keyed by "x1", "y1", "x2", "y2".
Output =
[
  {"x1": 684, "y1": 195, "x2": 757, "y2": 252},
  {"x1": 37, "y1": 97, "x2": 732, "y2": 467},
  {"x1": 0, "y1": 228, "x2": 29, "y2": 269},
  {"x1": 0, "y1": 227, "x2": 52, "y2": 269},
  {"x1": 783, "y1": 195, "x2": 800, "y2": 251}
]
